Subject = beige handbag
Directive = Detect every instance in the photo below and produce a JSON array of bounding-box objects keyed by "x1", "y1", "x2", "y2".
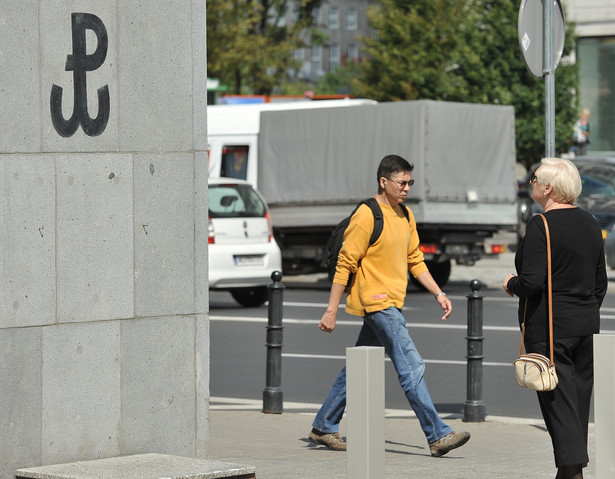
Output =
[{"x1": 513, "y1": 214, "x2": 559, "y2": 392}]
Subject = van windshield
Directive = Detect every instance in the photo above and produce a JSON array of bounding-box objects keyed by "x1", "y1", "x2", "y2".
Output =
[{"x1": 209, "y1": 184, "x2": 266, "y2": 218}]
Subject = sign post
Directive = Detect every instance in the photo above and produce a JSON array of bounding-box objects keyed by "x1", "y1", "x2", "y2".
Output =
[{"x1": 518, "y1": 0, "x2": 566, "y2": 157}]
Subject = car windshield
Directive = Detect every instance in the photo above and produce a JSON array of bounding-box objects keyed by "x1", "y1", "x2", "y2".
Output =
[
  {"x1": 577, "y1": 164, "x2": 615, "y2": 196},
  {"x1": 209, "y1": 184, "x2": 267, "y2": 218},
  {"x1": 580, "y1": 176, "x2": 615, "y2": 197}
]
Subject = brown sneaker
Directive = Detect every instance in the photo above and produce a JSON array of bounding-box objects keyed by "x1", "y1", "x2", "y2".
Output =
[
  {"x1": 308, "y1": 428, "x2": 347, "y2": 451},
  {"x1": 429, "y1": 431, "x2": 471, "y2": 457}
]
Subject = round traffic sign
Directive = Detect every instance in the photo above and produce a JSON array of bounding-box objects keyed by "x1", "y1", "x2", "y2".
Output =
[{"x1": 518, "y1": 0, "x2": 566, "y2": 78}]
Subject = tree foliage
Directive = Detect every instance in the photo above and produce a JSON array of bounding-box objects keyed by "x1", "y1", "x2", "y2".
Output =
[
  {"x1": 207, "y1": 0, "x2": 323, "y2": 96},
  {"x1": 314, "y1": 62, "x2": 363, "y2": 95},
  {"x1": 352, "y1": 0, "x2": 578, "y2": 168}
]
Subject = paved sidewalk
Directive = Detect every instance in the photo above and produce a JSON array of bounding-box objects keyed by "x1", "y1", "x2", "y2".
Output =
[{"x1": 208, "y1": 400, "x2": 596, "y2": 479}]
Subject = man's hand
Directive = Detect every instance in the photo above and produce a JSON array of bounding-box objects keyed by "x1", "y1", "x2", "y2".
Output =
[
  {"x1": 319, "y1": 309, "x2": 337, "y2": 333},
  {"x1": 415, "y1": 270, "x2": 453, "y2": 320},
  {"x1": 319, "y1": 282, "x2": 346, "y2": 333},
  {"x1": 436, "y1": 294, "x2": 452, "y2": 320}
]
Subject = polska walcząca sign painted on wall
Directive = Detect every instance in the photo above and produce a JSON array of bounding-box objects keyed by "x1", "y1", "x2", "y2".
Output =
[{"x1": 50, "y1": 13, "x2": 110, "y2": 138}]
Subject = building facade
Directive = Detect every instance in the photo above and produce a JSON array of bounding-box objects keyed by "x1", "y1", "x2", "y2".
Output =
[
  {"x1": 292, "y1": 0, "x2": 375, "y2": 80},
  {"x1": 566, "y1": 0, "x2": 615, "y2": 152}
]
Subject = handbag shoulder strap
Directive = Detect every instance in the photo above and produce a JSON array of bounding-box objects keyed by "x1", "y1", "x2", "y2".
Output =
[
  {"x1": 539, "y1": 213, "x2": 555, "y2": 364},
  {"x1": 519, "y1": 299, "x2": 528, "y2": 356},
  {"x1": 519, "y1": 214, "x2": 555, "y2": 363}
]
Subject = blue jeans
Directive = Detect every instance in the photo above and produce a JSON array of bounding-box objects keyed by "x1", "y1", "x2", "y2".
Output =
[{"x1": 312, "y1": 306, "x2": 452, "y2": 444}]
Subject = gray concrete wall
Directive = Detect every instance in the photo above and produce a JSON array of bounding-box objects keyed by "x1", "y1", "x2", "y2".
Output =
[{"x1": 0, "y1": 1, "x2": 209, "y2": 477}]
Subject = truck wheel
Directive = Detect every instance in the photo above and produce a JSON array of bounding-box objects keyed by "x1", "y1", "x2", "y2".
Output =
[
  {"x1": 230, "y1": 287, "x2": 268, "y2": 307},
  {"x1": 410, "y1": 260, "x2": 451, "y2": 289},
  {"x1": 431, "y1": 260, "x2": 451, "y2": 286}
]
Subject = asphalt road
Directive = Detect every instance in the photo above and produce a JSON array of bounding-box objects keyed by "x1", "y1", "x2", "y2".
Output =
[{"x1": 209, "y1": 249, "x2": 615, "y2": 421}]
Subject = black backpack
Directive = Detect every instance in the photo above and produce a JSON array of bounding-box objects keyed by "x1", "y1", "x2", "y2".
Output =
[{"x1": 325, "y1": 198, "x2": 410, "y2": 284}]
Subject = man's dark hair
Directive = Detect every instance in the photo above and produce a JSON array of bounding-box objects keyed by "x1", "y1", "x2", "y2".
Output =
[{"x1": 377, "y1": 154, "x2": 414, "y2": 192}]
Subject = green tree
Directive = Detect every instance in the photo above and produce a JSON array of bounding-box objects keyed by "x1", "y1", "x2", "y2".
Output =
[
  {"x1": 353, "y1": 0, "x2": 468, "y2": 101},
  {"x1": 207, "y1": 0, "x2": 324, "y2": 96},
  {"x1": 353, "y1": 0, "x2": 578, "y2": 168},
  {"x1": 314, "y1": 62, "x2": 363, "y2": 95}
]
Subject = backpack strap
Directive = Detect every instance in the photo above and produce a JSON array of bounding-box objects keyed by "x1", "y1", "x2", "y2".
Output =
[
  {"x1": 361, "y1": 198, "x2": 383, "y2": 245},
  {"x1": 398, "y1": 203, "x2": 410, "y2": 222},
  {"x1": 359, "y1": 198, "x2": 410, "y2": 246}
]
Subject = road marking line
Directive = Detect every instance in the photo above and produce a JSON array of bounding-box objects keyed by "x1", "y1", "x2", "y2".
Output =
[
  {"x1": 210, "y1": 315, "x2": 615, "y2": 333},
  {"x1": 281, "y1": 352, "x2": 512, "y2": 367},
  {"x1": 282, "y1": 296, "x2": 518, "y2": 308},
  {"x1": 211, "y1": 315, "x2": 515, "y2": 331}
]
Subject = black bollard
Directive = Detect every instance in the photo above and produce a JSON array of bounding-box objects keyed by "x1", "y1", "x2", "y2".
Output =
[
  {"x1": 463, "y1": 279, "x2": 486, "y2": 422},
  {"x1": 263, "y1": 270, "x2": 284, "y2": 414}
]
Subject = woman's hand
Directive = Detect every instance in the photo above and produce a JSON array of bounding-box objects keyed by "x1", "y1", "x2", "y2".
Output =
[{"x1": 502, "y1": 274, "x2": 515, "y2": 297}]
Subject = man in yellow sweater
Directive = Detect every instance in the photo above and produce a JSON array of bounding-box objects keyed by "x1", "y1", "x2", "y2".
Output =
[{"x1": 308, "y1": 154, "x2": 471, "y2": 457}]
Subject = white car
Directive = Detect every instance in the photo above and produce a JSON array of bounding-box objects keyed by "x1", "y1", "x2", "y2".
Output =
[{"x1": 208, "y1": 177, "x2": 282, "y2": 306}]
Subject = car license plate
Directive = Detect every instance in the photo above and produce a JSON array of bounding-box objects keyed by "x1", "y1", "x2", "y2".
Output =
[
  {"x1": 445, "y1": 244, "x2": 470, "y2": 255},
  {"x1": 234, "y1": 254, "x2": 265, "y2": 266}
]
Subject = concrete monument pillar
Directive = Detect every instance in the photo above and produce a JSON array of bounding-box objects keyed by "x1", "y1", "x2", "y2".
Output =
[{"x1": 0, "y1": 1, "x2": 209, "y2": 477}]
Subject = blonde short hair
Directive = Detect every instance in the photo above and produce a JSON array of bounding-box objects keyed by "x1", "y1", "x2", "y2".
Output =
[{"x1": 536, "y1": 157, "x2": 582, "y2": 204}]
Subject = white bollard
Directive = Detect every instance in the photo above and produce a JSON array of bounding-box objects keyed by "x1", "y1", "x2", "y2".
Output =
[
  {"x1": 594, "y1": 334, "x2": 615, "y2": 478},
  {"x1": 346, "y1": 346, "x2": 385, "y2": 479}
]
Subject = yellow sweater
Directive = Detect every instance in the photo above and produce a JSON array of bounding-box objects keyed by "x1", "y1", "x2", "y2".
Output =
[{"x1": 333, "y1": 201, "x2": 428, "y2": 316}]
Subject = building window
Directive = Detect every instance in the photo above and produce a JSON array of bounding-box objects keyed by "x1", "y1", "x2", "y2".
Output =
[
  {"x1": 312, "y1": 44, "x2": 321, "y2": 62},
  {"x1": 312, "y1": 7, "x2": 320, "y2": 24},
  {"x1": 346, "y1": 7, "x2": 357, "y2": 30},
  {"x1": 312, "y1": 44, "x2": 321, "y2": 75},
  {"x1": 329, "y1": 6, "x2": 339, "y2": 29},
  {"x1": 292, "y1": 4, "x2": 300, "y2": 23},
  {"x1": 347, "y1": 43, "x2": 358, "y2": 63},
  {"x1": 330, "y1": 43, "x2": 339, "y2": 68}
]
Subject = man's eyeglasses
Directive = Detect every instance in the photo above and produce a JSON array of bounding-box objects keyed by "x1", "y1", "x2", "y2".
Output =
[{"x1": 387, "y1": 178, "x2": 415, "y2": 188}]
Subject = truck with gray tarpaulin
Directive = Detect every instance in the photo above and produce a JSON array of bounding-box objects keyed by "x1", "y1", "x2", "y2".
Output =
[{"x1": 207, "y1": 99, "x2": 518, "y2": 286}]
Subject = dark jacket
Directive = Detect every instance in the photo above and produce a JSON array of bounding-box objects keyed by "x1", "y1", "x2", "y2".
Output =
[{"x1": 507, "y1": 208, "x2": 607, "y2": 343}]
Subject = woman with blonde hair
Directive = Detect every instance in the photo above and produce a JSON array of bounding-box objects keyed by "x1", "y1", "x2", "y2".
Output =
[{"x1": 503, "y1": 157, "x2": 607, "y2": 479}]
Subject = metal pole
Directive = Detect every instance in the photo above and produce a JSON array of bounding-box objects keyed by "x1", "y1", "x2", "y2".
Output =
[
  {"x1": 463, "y1": 279, "x2": 486, "y2": 422},
  {"x1": 263, "y1": 270, "x2": 284, "y2": 414},
  {"x1": 544, "y1": 0, "x2": 556, "y2": 157}
]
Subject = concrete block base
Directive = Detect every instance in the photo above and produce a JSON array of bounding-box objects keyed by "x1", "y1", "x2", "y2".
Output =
[{"x1": 15, "y1": 453, "x2": 256, "y2": 479}]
